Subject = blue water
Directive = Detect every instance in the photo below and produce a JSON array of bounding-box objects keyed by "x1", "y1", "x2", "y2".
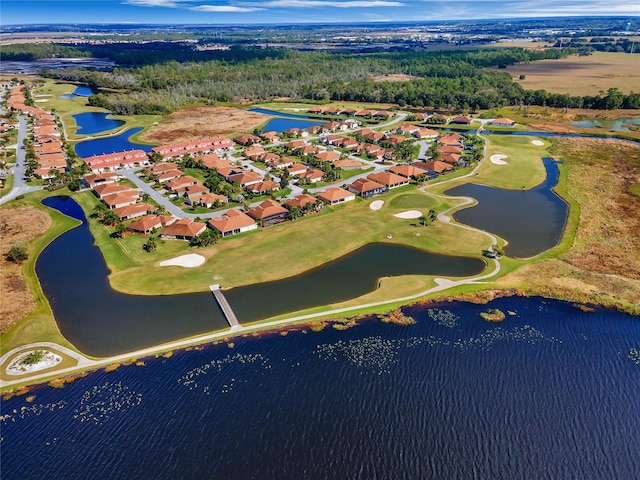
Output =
[
  {"x1": 571, "y1": 118, "x2": 640, "y2": 133},
  {"x1": 73, "y1": 112, "x2": 125, "y2": 135},
  {"x1": 249, "y1": 108, "x2": 324, "y2": 132},
  {"x1": 249, "y1": 107, "x2": 316, "y2": 120},
  {"x1": 59, "y1": 86, "x2": 94, "y2": 99},
  {"x1": 1, "y1": 296, "x2": 639, "y2": 479},
  {"x1": 36, "y1": 196, "x2": 483, "y2": 356},
  {"x1": 446, "y1": 157, "x2": 568, "y2": 258},
  {"x1": 74, "y1": 128, "x2": 153, "y2": 158}
]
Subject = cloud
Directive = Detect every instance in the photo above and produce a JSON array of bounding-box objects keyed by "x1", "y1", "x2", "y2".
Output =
[
  {"x1": 126, "y1": 0, "x2": 188, "y2": 7},
  {"x1": 252, "y1": 0, "x2": 404, "y2": 7},
  {"x1": 190, "y1": 4, "x2": 264, "y2": 11}
]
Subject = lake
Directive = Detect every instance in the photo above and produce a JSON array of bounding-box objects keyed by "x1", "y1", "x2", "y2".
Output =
[
  {"x1": 74, "y1": 128, "x2": 154, "y2": 158},
  {"x1": 249, "y1": 107, "x2": 325, "y2": 132},
  {"x1": 72, "y1": 112, "x2": 124, "y2": 135},
  {"x1": 37, "y1": 196, "x2": 484, "y2": 356},
  {"x1": 445, "y1": 157, "x2": 568, "y2": 258},
  {"x1": 2, "y1": 296, "x2": 638, "y2": 479}
]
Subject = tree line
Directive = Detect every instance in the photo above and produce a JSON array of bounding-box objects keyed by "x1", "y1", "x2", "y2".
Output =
[{"x1": 36, "y1": 44, "x2": 640, "y2": 113}]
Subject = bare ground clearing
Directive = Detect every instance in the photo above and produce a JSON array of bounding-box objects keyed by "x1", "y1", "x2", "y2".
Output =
[
  {"x1": 139, "y1": 106, "x2": 268, "y2": 144},
  {"x1": 0, "y1": 205, "x2": 51, "y2": 333}
]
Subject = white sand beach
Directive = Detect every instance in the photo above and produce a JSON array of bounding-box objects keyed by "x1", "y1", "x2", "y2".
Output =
[{"x1": 159, "y1": 253, "x2": 206, "y2": 268}]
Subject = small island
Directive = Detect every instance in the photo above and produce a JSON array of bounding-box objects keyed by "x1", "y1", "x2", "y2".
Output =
[{"x1": 480, "y1": 309, "x2": 506, "y2": 322}]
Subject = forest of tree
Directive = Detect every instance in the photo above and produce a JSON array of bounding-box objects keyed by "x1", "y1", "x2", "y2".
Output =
[{"x1": 34, "y1": 43, "x2": 640, "y2": 114}]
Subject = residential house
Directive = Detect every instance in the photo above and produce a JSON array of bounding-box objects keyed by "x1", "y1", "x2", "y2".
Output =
[
  {"x1": 126, "y1": 214, "x2": 163, "y2": 234},
  {"x1": 301, "y1": 169, "x2": 324, "y2": 183},
  {"x1": 318, "y1": 187, "x2": 355, "y2": 205},
  {"x1": 248, "y1": 199, "x2": 289, "y2": 227},
  {"x1": 413, "y1": 160, "x2": 454, "y2": 174},
  {"x1": 155, "y1": 169, "x2": 184, "y2": 183},
  {"x1": 113, "y1": 203, "x2": 154, "y2": 221},
  {"x1": 208, "y1": 209, "x2": 257, "y2": 237},
  {"x1": 184, "y1": 184, "x2": 210, "y2": 204},
  {"x1": 160, "y1": 219, "x2": 207, "y2": 240},
  {"x1": 83, "y1": 172, "x2": 118, "y2": 189},
  {"x1": 489, "y1": 118, "x2": 516, "y2": 127},
  {"x1": 243, "y1": 145, "x2": 266, "y2": 160},
  {"x1": 84, "y1": 149, "x2": 148, "y2": 173},
  {"x1": 450, "y1": 116, "x2": 473, "y2": 125},
  {"x1": 102, "y1": 191, "x2": 140, "y2": 210},
  {"x1": 349, "y1": 178, "x2": 387, "y2": 198},
  {"x1": 315, "y1": 151, "x2": 341, "y2": 163},
  {"x1": 415, "y1": 128, "x2": 439, "y2": 139},
  {"x1": 248, "y1": 180, "x2": 279, "y2": 195},
  {"x1": 441, "y1": 153, "x2": 462, "y2": 165},
  {"x1": 165, "y1": 175, "x2": 198, "y2": 194},
  {"x1": 286, "y1": 163, "x2": 308, "y2": 177},
  {"x1": 228, "y1": 171, "x2": 263, "y2": 189},
  {"x1": 397, "y1": 124, "x2": 421, "y2": 135},
  {"x1": 285, "y1": 194, "x2": 317, "y2": 209},
  {"x1": 333, "y1": 158, "x2": 363, "y2": 170},
  {"x1": 197, "y1": 193, "x2": 228, "y2": 208},
  {"x1": 389, "y1": 164, "x2": 428, "y2": 179},
  {"x1": 367, "y1": 171, "x2": 409, "y2": 189},
  {"x1": 93, "y1": 183, "x2": 137, "y2": 199},
  {"x1": 260, "y1": 132, "x2": 280, "y2": 143}
]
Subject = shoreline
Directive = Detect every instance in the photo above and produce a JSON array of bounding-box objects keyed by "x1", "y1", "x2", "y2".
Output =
[{"x1": 1, "y1": 288, "x2": 633, "y2": 394}]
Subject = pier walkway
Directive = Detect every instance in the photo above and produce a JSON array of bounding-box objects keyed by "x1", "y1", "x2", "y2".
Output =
[{"x1": 209, "y1": 284, "x2": 241, "y2": 330}]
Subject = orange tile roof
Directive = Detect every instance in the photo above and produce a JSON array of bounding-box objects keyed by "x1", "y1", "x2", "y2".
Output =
[{"x1": 208, "y1": 209, "x2": 256, "y2": 233}]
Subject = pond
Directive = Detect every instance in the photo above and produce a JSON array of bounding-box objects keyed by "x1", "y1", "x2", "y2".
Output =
[
  {"x1": 73, "y1": 112, "x2": 125, "y2": 135},
  {"x1": 74, "y1": 128, "x2": 154, "y2": 158},
  {"x1": 445, "y1": 157, "x2": 568, "y2": 258},
  {"x1": 38, "y1": 196, "x2": 485, "y2": 356},
  {"x1": 249, "y1": 107, "x2": 325, "y2": 132},
  {"x1": 571, "y1": 118, "x2": 640, "y2": 133},
  {"x1": 59, "y1": 86, "x2": 95, "y2": 99}
]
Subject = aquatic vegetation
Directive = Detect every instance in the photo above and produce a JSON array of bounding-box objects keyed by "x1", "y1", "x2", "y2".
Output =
[
  {"x1": 333, "y1": 318, "x2": 358, "y2": 330},
  {"x1": 310, "y1": 321, "x2": 328, "y2": 332},
  {"x1": 227, "y1": 343, "x2": 235, "y2": 349},
  {"x1": 315, "y1": 336, "x2": 424, "y2": 375},
  {"x1": 378, "y1": 309, "x2": 415, "y2": 326},
  {"x1": 48, "y1": 372, "x2": 88, "y2": 389},
  {"x1": 25, "y1": 395, "x2": 36, "y2": 403},
  {"x1": 426, "y1": 308, "x2": 459, "y2": 328},
  {"x1": 480, "y1": 309, "x2": 506, "y2": 322},
  {"x1": 74, "y1": 381, "x2": 143, "y2": 424},
  {"x1": 628, "y1": 348, "x2": 640, "y2": 365},
  {"x1": 104, "y1": 363, "x2": 121, "y2": 373},
  {"x1": 135, "y1": 361, "x2": 146, "y2": 367},
  {"x1": 453, "y1": 325, "x2": 559, "y2": 352},
  {"x1": 177, "y1": 353, "x2": 270, "y2": 394}
]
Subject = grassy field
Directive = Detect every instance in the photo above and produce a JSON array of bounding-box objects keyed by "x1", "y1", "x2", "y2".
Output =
[{"x1": 496, "y1": 52, "x2": 640, "y2": 96}]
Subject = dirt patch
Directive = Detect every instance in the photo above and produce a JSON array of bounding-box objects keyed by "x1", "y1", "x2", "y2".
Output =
[
  {"x1": 370, "y1": 73, "x2": 419, "y2": 83},
  {"x1": 139, "y1": 106, "x2": 268, "y2": 144},
  {"x1": 0, "y1": 205, "x2": 52, "y2": 333}
]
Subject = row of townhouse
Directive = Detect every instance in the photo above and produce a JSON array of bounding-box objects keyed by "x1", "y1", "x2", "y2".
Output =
[{"x1": 6, "y1": 84, "x2": 67, "y2": 179}]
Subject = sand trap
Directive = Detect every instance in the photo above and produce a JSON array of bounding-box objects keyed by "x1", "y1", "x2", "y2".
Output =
[
  {"x1": 394, "y1": 210, "x2": 422, "y2": 219},
  {"x1": 370, "y1": 200, "x2": 384, "y2": 211},
  {"x1": 159, "y1": 253, "x2": 205, "y2": 268},
  {"x1": 531, "y1": 140, "x2": 544, "y2": 146},
  {"x1": 490, "y1": 154, "x2": 508, "y2": 165}
]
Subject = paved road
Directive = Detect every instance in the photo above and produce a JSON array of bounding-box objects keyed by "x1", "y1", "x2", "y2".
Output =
[{"x1": 0, "y1": 115, "x2": 45, "y2": 205}]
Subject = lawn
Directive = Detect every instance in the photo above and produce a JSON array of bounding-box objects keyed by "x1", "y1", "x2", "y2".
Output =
[{"x1": 108, "y1": 187, "x2": 491, "y2": 295}]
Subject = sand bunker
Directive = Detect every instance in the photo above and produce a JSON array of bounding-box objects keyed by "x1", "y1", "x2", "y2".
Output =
[
  {"x1": 531, "y1": 140, "x2": 545, "y2": 146},
  {"x1": 159, "y1": 253, "x2": 205, "y2": 268},
  {"x1": 490, "y1": 154, "x2": 508, "y2": 165},
  {"x1": 394, "y1": 210, "x2": 422, "y2": 219},
  {"x1": 370, "y1": 200, "x2": 384, "y2": 211}
]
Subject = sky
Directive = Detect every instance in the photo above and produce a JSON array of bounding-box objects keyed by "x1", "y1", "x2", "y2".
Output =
[{"x1": 1, "y1": 0, "x2": 639, "y2": 26}]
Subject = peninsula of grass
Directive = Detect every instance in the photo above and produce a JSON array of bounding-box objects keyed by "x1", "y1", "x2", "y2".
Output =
[{"x1": 30, "y1": 79, "x2": 160, "y2": 142}]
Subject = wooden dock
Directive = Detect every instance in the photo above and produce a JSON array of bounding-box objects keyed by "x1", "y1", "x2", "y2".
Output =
[{"x1": 209, "y1": 284, "x2": 241, "y2": 329}]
